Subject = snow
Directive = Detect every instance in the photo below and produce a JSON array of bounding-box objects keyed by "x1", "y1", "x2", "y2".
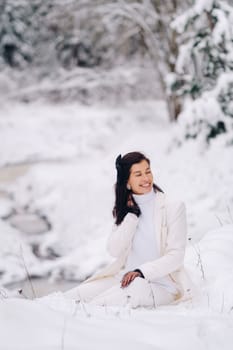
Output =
[
  {"x1": 170, "y1": 0, "x2": 233, "y2": 114},
  {"x1": 1, "y1": 99, "x2": 233, "y2": 280},
  {"x1": 0, "y1": 62, "x2": 162, "y2": 104},
  {"x1": 212, "y1": 8, "x2": 232, "y2": 45},
  {"x1": 1, "y1": 262, "x2": 233, "y2": 350},
  {"x1": 173, "y1": 72, "x2": 233, "y2": 145},
  {"x1": 0, "y1": 98, "x2": 233, "y2": 348},
  {"x1": 171, "y1": 0, "x2": 217, "y2": 33}
]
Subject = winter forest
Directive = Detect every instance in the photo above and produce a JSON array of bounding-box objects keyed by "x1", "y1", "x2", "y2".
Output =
[{"x1": 1, "y1": 0, "x2": 233, "y2": 349}]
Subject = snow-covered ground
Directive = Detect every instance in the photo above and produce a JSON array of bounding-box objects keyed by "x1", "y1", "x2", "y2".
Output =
[
  {"x1": 1, "y1": 291, "x2": 233, "y2": 350},
  {"x1": 0, "y1": 99, "x2": 233, "y2": 349}
]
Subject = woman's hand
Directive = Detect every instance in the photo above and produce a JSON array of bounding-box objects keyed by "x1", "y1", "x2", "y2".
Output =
[
  {"x1": 121, "y1": 271, "x2": 141, "y2": 288},
  {"x1": 127, "y1": 194, "x2": 134, "y2": 207},
  {"x1": 126, "y1": 194, "x2": 140, "y2": 217}
]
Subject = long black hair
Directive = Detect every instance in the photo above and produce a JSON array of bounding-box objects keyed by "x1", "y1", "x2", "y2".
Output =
[{"x1": 112, "y1": 151, "x2": 163, "y2": 225}]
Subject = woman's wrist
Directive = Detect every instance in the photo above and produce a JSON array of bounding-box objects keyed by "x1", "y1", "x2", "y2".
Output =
[
  {"x1": 126, "y1": 212, "x2": 139, "y2": 222},
  {"x1": 133, "y1": 269, "x2": 145, "y2": 278}
]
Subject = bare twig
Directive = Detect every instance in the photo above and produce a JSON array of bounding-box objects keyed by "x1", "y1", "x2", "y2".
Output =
[
  {"x1": 0, "y1": 288, "x2": 8, "y2": 300},
  {"x1": 19, "y1": 245, "x2": 37, "y2": 299},
  {"x1": 221, "y1": 293, "x2": 225, "y2": 313},
  {"x1": 126, "y1": 295, "x2": 132, "y2": 316},
  {"x1": 71, "y1": 300, "x2": 79, "y2": 318},
  {"x1": 214, "y1": 214, "x2": 223, "y2": 226},
  {"x1": 149, "y1": 282, "x2": 157, "y2": 309},
  {"x1": 207, "y1": 292, "x2": 210, "y2": 309},
  {"x1": 61, "y1": 318, "x2": 67, "y2": 350},
  {"x1": 227, "y1": 206, "x2": 233, "y2": 223},
  {"x1": 76, "y1": 290, "x2": 91, "y2": 318},
  {"x1": 18, "y1": 288, "x2": 30, "y2": 299},
  {"x1": 193, "y1": 244, "x2": 205, "y2": 281},
  {"x1": 104, "y1": 299, "x2": 108, "y2": 315}
]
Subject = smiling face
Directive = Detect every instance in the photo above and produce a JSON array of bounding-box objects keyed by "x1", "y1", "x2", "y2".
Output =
[{"x1": 127, "y1": 159, "x2": 153, "y2": 195}]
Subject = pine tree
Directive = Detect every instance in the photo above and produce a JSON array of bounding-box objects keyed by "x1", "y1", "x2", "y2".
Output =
[
  {"x1": 0, "y1": 0, "x2": 56, "y2": 69},
  {"x1": 0, "y1": 0, "x2": 32, "y2": 68},
  {"x1": 169, "y1": 0, "x2": 233, "y2": 143}
]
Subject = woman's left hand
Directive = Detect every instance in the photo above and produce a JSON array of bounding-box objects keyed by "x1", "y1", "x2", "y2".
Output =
[{"x1": 121, "y1": 271, "x2": 141, "y2": 288}]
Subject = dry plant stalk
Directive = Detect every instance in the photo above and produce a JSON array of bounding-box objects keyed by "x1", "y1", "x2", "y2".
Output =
[
  {"x1": 19, "y1": 244, "x2": 37, "y2": 299},
  {"x1": 61, "y1": 317, "x2": 67, "y2": 350},
  {"x1": 0, "y1": 288, "x2": 8, "y2": 300},
  {"x1": 226, "y1": 206, "x2": 233, "y2": 223},
  {"x1": 191, "y1": 242, "x2": 205, "y2": 281},
  {"x1": 76, "y1": 290, "x2": 91, "y2": 318}
]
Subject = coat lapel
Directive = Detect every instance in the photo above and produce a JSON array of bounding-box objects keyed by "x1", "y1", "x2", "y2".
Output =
[
  {"x1": 84, "y1": 191, "x2": 166, "y2": 284},
  {"x1": 154, "y1": 191, "x2": 166, "y2": 256}
]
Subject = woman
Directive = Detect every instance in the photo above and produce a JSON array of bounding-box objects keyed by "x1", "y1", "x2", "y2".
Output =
[{"x1": 65, "y1": 151, "x2": 195, "y2": 308}]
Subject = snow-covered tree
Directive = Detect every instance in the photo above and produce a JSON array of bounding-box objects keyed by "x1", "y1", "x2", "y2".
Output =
[
  {"x1": 82, "y1": 0, "x2": 192, "y2": 120},
  {"x1": 0, "y1": 0, "x2": 33, "y2": 68},
  {"x1": 168, "y1": 0, "x2": 233, "y2": 143},
  {"x1": 1, "y1": 0, "x2": 204, "y2": 122},
  {"x1": 0, "y1": 0, "x2": 57, "y2": 69},
  {"x1": 0, "y1": 0, "x2": 139, "y2": 70}
]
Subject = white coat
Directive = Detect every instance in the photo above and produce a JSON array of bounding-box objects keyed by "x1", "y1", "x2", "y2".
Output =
[{"x1": 83, "y1": 191, "x2": 197, "y2": 303}]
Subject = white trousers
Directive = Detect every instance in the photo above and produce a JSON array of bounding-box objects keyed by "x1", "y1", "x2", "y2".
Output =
[{"x1": 65, "y1": 273, "x2": 176, "y2": 309}]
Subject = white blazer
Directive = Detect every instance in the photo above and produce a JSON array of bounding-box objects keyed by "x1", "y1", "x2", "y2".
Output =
[{"x1": 84, "y1": 192, "x2": 197, "y2": 303}]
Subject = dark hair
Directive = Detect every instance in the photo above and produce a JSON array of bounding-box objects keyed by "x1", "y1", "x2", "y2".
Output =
[{"x1": 112, "y1": 151, "x2": 163, "y2": 225}]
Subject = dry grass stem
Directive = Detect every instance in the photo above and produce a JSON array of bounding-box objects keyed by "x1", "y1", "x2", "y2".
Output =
[
  {"x1": 193, "y1": 244, "x2": 205, "y2": 281},
  {"x1": 19, "y1": 245, "x2": 37, "y2": 299},
  {"x1": 0, "y1": 288, "x2": 8, "y2": 300},
  {"x1": 76, "y1": 290, "x2": 91, "y2": 317},
  {"x1": 61, "y1": 318, "x2": 67, "y2": 350}
]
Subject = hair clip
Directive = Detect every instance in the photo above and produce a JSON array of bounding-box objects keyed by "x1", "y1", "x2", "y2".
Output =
[{"x1": 115, "y1": 154, "x2": 122, "y2": 171}]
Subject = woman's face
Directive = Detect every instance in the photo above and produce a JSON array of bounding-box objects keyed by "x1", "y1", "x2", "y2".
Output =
[{"x1": 127, "y1": 159, "x2": 153, "y2": 195}]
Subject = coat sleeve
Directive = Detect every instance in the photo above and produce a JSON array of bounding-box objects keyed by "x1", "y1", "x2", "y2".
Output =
[
  {"x1": 106, "y1": 213, "x2": 138, "y2": 258},
  {"x1": 138, "y1": 201, "x2": 187, "y2": 281}
]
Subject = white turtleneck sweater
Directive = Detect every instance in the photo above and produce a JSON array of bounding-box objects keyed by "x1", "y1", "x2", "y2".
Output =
[{"x1": 123, "y1": 188, "x2": 178, "y2": 294}]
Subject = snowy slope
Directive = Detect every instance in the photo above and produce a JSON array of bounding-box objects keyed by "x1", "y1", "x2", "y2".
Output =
[
  {"x1": 0, "y1": 100, "x2": 233, "y2": 349},
  {"x1": 1, "y1": 295, "x2": 233, "y2": 350},
  {"x1": 0, "y1": 100, "x2": 233, "y2": 287}
]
